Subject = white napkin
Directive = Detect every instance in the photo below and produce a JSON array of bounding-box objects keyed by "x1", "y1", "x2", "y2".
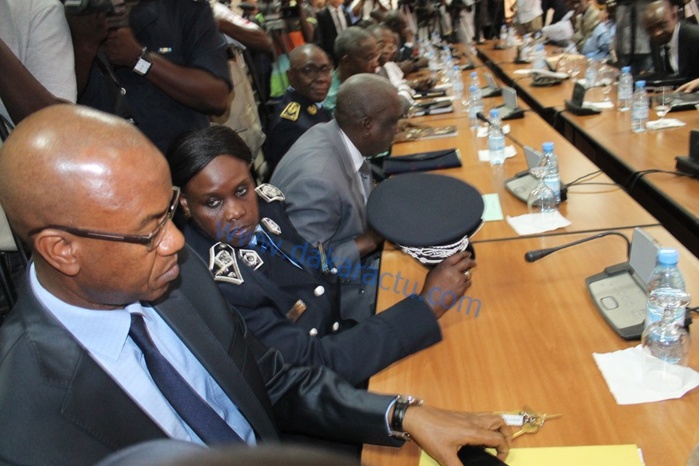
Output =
[
  {"x1": 505, "y1": 211, "x2": 571, "y2": 235},
  {"x1": 592, "y1": 345, "x2": 699, "y2": 405},
  {"x1": 646, "y1": 118, "x2": 686, "y2": 130},
  {"x1": 477, "y1": 123, "x2": 511, "y2": 138},
  {"x1": 478, "y1": 145, "x2": 517, "y2": 162}
]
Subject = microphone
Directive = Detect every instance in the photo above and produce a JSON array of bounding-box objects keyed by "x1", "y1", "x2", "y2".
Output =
[{"x1": 524, "y1": 232, "x2": 631, "y2": 263}]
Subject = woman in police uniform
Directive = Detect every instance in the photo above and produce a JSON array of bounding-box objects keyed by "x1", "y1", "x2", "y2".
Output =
[{"x1": 167, "y1": 125, "x2": 461, "y2": 386}]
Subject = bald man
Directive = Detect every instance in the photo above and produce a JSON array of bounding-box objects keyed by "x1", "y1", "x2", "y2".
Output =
[
  {"x1": 644, "y1": 0, "x2": 699, "y2": 81},
  {"x1": 264, "y1": 44, "x2": 333, "y2": 175},
  {"x1": 0, "y1": 105, "x2": 512, "y2": 465},
  {"x1": 270, "y1": 74, "x2": 401, "y2": 323}
]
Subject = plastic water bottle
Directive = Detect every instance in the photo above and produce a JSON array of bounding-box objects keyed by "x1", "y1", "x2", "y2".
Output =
[
  {"x1": 520, "y1": 33, "x2": 532, "y2": 61},
  {"x1": 539, "y1": 142, "x2": 560, "y2": 203},
  {"x1": 507, "y1": 26, "x2": 515, "y2": 47},
  {"x1": 532, "y1": 44, "x2": 547, "y2": 71},
  {"x1": 617, "y1": 66, "x2": 633, "y2": 112},
  {"x1": 488, "y1": 108, "x2": 505, "y2": 165},
  {"x1": 469, "y1": 71, "x2": 479, "y2": 90},
  {"x1": 540, "y1": 142, "x2": 560, "y2": 203},
  {"x1": 645, "y1": 248, "x2": 687, "y2": 328},
  {"x1": 584, "y1": 53, "x2": 598, "y2": 88},
  {"x1": 499, "y1": 25, "x2": 508, "y2": 48},
  {"x1": 468, "y1": 84, "x2": 483, "y2": 129},
  {"x1": 631, "y1": 80, "x2": 649, "y2": 133},
  {"x1": 452, "y1": 65, "x2": 465, "y2": 109}
]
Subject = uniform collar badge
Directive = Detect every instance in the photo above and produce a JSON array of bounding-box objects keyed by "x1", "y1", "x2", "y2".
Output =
[
  {"x1": 260, "y1": 217, "x2": 282, "y2": 235},
  {"x1": 255, "y1": 183, "x2": 285, "y2": 203},
  {"x1": 238, "y1": 249, "x2": 264, "y2": 270},
  {"x1": 209, "y1": 242, "x2": 244, "y2": 285}
]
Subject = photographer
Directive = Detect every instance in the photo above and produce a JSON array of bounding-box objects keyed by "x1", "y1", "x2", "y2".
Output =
[{"x1": 78, "y1": 0, "x2": 232, "y2": 153}]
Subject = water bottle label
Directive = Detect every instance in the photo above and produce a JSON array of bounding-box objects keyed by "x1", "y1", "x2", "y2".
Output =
[
  {"x1": 544, "y1": 176, "x2": 560, "y2": 196},
  {"x1": 645, "y1": 303, "x2": 686, "y2": 328},
  {"x1": 632, "y1": 101, "x2": 648, "y2": 120}
]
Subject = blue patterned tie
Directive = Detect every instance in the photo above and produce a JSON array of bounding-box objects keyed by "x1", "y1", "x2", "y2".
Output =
[{"x1": 128, "y1": 314, "x2": 245, "y2": 445}]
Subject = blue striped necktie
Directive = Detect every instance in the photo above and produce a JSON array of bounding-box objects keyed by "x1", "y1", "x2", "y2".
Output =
[{"x1": 128, "y1": 314, "x2": 246, "y2": 445}]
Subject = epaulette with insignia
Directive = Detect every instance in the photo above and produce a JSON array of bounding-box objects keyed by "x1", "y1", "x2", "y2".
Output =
[
  {"x1": 280, "y1": 102, "x2": 301, "y2": 121},
  {"x1": 255, "y1": 183, "x2": 285, "y2": 203},
  {"x1": 209, "y1": 242, "x2": 243, "y2": 285}
]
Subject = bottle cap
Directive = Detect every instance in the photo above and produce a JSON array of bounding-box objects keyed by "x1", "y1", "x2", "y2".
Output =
[
  {"x1": 657, "y1": 248, "x2": 679, "y2": 266},
  {"x1": 490, "y1": 108, "x2": 499, "y2": 118},
  {"x1": 636, "y1": 80, "x2": 646, "y2": 88},
  {"x1": 470, "y1": 71, "x2": 477, "y2": 78},
  {"x1": 469, "y1": 84, "x2": 477, "y2": 92},
  {"x1": 542, "y1": 142, "x2": 554, "y2": 152},
  {"x1": 622, "y1": 66, "x2": 631, "y2": 73}
]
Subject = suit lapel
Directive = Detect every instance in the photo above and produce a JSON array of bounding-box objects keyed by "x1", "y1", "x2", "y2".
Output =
[{"x1": 20, "y1": 287, "x2": 167, "y2": 450}]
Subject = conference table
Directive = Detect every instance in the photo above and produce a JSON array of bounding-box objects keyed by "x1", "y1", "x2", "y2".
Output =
[
  {"x1": 473, "y1": 41, "x2": 699, "y2": 257},
  {"x1": 362, "y1": 228, "x2": 699, "y2": 466},
  {"x1": 361, "y1": 62, "x2": 699, "y2": 465}
]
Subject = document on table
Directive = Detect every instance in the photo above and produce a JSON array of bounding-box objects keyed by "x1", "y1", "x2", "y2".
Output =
[{"x1": 420, "y1": 444, "x2": 645, "y2": 466}]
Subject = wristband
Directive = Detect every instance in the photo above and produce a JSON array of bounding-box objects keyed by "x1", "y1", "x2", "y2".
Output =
[{"x1": 390, "y1": 395, "x2": 424, "y2": 441}]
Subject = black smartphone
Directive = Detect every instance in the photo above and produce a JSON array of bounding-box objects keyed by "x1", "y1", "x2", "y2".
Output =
[{"x1": 457, "y1": 446, "x2": 508, "y2": 465}]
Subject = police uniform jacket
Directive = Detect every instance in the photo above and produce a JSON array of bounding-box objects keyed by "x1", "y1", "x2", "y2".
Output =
[
  {"x1": 0, "y1": 245, "x2": 403, "y2": 465},
  {"x1": 264, "y1": 88, "x2": 332, "y2": 176},
  {"x1": 184, "y1": 186, "x2": 443, "y2": 386}
]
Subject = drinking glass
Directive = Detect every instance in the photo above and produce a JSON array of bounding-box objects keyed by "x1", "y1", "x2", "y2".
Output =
[
  {"x1": 527, "y1": 166, "x2": 556, "y2": 215},
  {"x1": 653, "y1": 86, "x2": 672, "y2": 120},
  {"x1": 597, "y1": 65, "x2": 616, "y2": 103}
]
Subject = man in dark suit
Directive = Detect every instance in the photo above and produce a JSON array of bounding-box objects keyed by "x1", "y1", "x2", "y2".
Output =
[
  {"x1": 264, "y1": 44, "x2": 333, "y2": 176},
  {"x1": 315, "y1": 0, "x2": 351, "y2": 60},
  {"x1": 0, "y1": 104, "x2": 511, "y2": 465},
  {"x1": 644, "y1": 0, "x2": 699, "y2": 82}
]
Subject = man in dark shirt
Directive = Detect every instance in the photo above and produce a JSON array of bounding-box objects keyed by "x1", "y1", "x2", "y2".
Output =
[{"x1": 79, "y1": 0, "x2": 231, "y2": 153}]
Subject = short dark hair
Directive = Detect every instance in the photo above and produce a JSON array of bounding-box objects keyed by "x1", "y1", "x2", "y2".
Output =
[{"x1": 167, "y1": 125, "x2": 252, "y2": 188}]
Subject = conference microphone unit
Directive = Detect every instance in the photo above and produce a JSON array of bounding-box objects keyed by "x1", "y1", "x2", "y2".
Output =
[
  {"x1": 525, "y1": 228, "x2": 682, "y2": 340},
  {"x1": 477, "y1": 112, "x2": 568, "y2": 203},
  {"x1": 524, "y1": 231, "x2": 631, "y2": 263}
]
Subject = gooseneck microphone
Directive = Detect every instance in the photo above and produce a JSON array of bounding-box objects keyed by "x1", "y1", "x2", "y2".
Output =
[{"x1": 524, "y1": 231, "x2": 631, "y2": 263}]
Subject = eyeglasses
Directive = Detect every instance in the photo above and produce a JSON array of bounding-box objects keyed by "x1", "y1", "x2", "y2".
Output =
[
  {"x1": 27, "y1": 187, "x2": 181, "y2": 251},
  {"x1": 293, "y1": 64, "x2": 333, "y2": 80}
]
